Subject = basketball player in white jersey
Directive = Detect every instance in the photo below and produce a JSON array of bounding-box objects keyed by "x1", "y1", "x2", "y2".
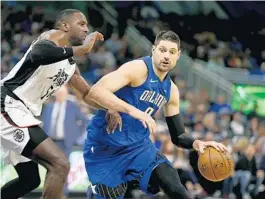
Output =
[{"x1": 0, "y1": 9, "x2": 155, "y2": 199}]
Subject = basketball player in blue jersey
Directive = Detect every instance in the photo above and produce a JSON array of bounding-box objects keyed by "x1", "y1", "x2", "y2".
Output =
[{"x1": 84, "y1": 30, "x2": 228, "y2": 199}]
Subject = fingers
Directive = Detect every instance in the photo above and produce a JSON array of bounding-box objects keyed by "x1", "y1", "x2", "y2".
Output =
[
  {"x1": 108, "y1": 117, "x2": 120, "y2": 133},
  {"x1": 106, "y1": 112, "x2": 122, "y2": 134},
  {"x1": 208, "y1": 142, "x2": 228, "y2": 152},
  {"x1": 98, "y1": 33, "x2": 104, "y2": 41},
  {"x1": 95, "y1": 31, "x2": 104, "y2": 41},
  {"x1": 119, "y1": 120, "x2": 122, "y2": 132},
  {"x1": 141, "y1": 120, "x2": 147, "y2": 129},
  {"x1": 215, "y1": 144, "x2": 222, "y2": 152},
  {"x1": 199, "y1": 144, "x2": 205, "y2": 154},
  {"x1": 146, "y1": 117, "x2": 156, "y2": 135},
  {"x1": 218, "y1": 144, "x2": 228, "y2": 152}
]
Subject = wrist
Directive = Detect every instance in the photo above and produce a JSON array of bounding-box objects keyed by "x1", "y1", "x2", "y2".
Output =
[
  {"x1": 73, "y1": 45, "x2": 86, "y2": 56},
  {"x1": 192, "y1": 140, "x2": 201, "y2": 151}
]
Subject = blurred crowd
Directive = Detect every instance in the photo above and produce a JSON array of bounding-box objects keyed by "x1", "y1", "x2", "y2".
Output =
[
  {"x1": 113, "y1": 2, "x2": 265, "y2": 75},
  {"x1": 1, "y1": 2, "x2": 265, "y2": 199}
]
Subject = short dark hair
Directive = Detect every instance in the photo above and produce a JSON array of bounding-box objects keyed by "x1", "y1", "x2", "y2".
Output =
[
  {"x1": 55, "y1": 9, "x2": 82, "y2": 28},
  {"x1": 154, "y1": 30, "x2": 180, "y2": 49}
]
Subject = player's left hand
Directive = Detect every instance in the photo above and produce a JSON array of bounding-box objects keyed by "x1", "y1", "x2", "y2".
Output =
[
  {"x1": 105, "y1": 110, "x2": 122, "y2": 134},
  {"x1": 193, "y1": 140, "x2": 228, "y2": 154}
]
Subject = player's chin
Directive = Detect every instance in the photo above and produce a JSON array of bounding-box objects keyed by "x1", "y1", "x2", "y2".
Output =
[
  {"x1": 72, "y1": 38, "x2": 84, "y2": 46},
  {"x1": 158, "y1": 65, "x2": 171, "y2": 72}
]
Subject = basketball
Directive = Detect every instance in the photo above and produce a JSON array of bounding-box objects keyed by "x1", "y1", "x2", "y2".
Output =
[{"x1": 198, "y1": 147, "x2": 234, "y2": 182}]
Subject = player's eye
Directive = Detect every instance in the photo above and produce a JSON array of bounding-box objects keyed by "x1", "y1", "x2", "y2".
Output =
[
  {"x1": 159, "y1": 48, "x2": 166, "y2": 53},
  {"x1": 170, "y1": 50, "x2": 176, "y2": 55}
]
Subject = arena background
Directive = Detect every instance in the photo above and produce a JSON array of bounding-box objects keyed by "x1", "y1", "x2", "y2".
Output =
[{"x1": 1, "y1": 1, "x2": 265, "y2": 199}]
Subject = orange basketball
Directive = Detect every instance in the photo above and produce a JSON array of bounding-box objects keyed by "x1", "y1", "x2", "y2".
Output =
[{"x1": 198, "y1": 147, "x2": 234, "y2": 182}]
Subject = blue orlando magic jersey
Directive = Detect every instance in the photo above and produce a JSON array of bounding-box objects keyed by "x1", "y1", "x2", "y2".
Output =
[{"x1": 86, "y1": 56, "x2": 172, "y2": 146}]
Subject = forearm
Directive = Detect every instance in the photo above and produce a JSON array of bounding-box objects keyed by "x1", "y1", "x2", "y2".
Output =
[
  {"x1": 83, "y1": 97, "x2": 107, "y2": 111},
  {"x1": 31, "y1": 40, "x2": 93, "y2": 65},
  {"x1": 166, "y1": 114, "x2": 195, "y2": 149},
  {"x1": 68, "y1": 79, "x2": 106, "y2": 111},
  {"x1": 85, "y1": 85, "x2": 135, "y2": 114},
  {"x1": 174, "y1": 134, "x2": 195, "y2": 149}
]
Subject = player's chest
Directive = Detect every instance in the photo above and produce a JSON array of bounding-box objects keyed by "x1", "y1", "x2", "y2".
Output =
[
  {"x1": 136, "y1": 86, "x2": 168, "y2": 109},
  {"x1": 40, "y1": 58, "x2": 76, "y2": 86}
]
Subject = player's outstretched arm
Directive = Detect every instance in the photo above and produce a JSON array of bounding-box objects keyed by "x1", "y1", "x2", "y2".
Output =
[
  {"x1": 85, "y1": 60, "x2": 156, "y2": 134},
  {"x1": 31, "y1": 31, "x2": 103, "y2": 65},
  {"x1": 164, "y1": 82, "x2": 227, "y2": 153},
  {"x1": 68, "y1": 67, "x2": 123, "y2": 132},
  {"x1": 68, "y1": 66, "x2": 107, "y2": 110}
]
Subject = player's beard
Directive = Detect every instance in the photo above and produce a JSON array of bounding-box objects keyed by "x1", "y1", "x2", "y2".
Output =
[
  {"x1": 157, "y1": 62, "x2": 172, "y2": 72},
  {"x1": 68, "y1": 35, "x2": 83, "y2": 46}
]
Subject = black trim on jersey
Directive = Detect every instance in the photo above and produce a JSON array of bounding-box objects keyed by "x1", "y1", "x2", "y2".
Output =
[
  {"x1": 31, "y1": 40, "x2": 74, "y2": 65},
  {"x1": 4, "y1": 52, "x2": 40, "y2": 91},
  {"x1": 68, "y1": 57, "x2": 76, "y2": 65},
  {"x1": 1, "y1": 86, "x2": 25, "y2": 127}
]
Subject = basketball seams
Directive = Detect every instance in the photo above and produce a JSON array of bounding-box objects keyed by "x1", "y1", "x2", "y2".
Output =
[
  {"x1": 219, "y1": 151, "x2": 228, "y2": 177},
  {"x1": 208, "y1": 147, "x2": 218, "y2": 181},
  {"x1": 222, "y1": 151, "x2": 234, "y2": 176}
]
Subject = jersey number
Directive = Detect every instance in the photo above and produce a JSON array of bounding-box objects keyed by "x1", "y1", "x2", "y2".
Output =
[{"x1": 145, "y1": 107, "x2": 154, "y2": 116}]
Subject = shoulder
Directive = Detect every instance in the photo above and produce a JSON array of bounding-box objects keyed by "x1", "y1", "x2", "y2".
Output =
[
  {"x1": 119, "y1": 59, "x2": 147, "y2": 71},
  {"x1": 117, "y1": 59, "x2": 148, "y2": 78},
  {"x1": 168, "y1": 80, "x2": 180, "y2": 103},
  {"x1": 33, "y1": 30, "x2": 67, "y2": 47},
  {"x1": 170, "y1": 80, "x2": 179, "y2": 95}
]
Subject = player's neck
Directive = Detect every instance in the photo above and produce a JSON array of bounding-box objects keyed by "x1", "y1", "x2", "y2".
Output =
[
  {"x1": 152, "y1": 61, "x2": 167, "y2": 81},
  {"x1": 56, "y1": 29, "x2": 71, "y2": 47}
]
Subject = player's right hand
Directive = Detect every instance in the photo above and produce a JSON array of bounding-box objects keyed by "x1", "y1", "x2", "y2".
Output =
[
  {"x1": 105, "y1": 110, "x2": 122, "y2": 134},
  {"x1": 82, "y1": 31, "x2": 104, "y2": 53},
  {"x1": 128, "y1": 109, "x2": 156, "y2": 135}
]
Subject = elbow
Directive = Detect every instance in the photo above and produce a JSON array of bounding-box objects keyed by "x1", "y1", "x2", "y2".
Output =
[
  {"x1": 30, "y1": 50, "x2": 40, "y2": 63},
  {"x1": 86, "y1": 85, "x2": 99, "y2": 100},
  {"x1": 171, "y1": 136, "x2": 180, "y2": 147}
]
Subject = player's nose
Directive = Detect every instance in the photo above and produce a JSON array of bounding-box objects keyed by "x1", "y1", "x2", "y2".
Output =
[
  {"x1": 164, "y1": 52, "x2": 170, "y2": 60},
  {"x1": 83, "y1": 26, "x2": 89, "y2": 34},
  {"x1": 164, "y1": 55, "x2": 169, "y2": 61}
]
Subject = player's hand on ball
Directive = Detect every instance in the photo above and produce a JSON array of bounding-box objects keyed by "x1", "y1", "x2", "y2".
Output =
[
  {"x1": 193, "y1": 140, "x2": 228, "y2": 154},
  {"x1": 105, "y1": 110, "x2": 122, "y2": 134}
]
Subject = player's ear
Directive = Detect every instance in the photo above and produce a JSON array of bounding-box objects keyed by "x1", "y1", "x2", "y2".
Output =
[
  {"x1": 61, "y1": 22, "x2": 70, "y2": 32},
  {"x1": 178, "y1": 49, "x2": 181, "y2": 57},
  {"x1": 152, "y1": 45, "x2": 155, "y2": 52},
  {"x1": 176, "y1": 49, "x2": 181, "y2": 60}
]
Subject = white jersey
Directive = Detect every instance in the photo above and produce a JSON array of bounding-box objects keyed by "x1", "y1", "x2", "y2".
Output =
[{"x1": 1, "y1": 43, "x2": 76, "y2": 116}]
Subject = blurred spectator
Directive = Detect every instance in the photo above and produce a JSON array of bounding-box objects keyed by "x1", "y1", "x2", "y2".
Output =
[
  {"x1": 230, "y1": 37, "x2": 242, "y2": 52},
  {"x1": 234, "y1": 144, "x2": 258, "y2": 199},
  {"x1": 230, "y1": 112, "x2": 246, "y2": 137},
  {"x1": 248, "y1": 117, "x2": 260, "y2": 144},
  {"x1": 88, "y1": 43, "x2": 117, "y2": 69},
  {"x1": 210, "y1": 95, "x2": 232, "y2": 113},
  {"x1": 207, "y1": 54, "x2": 225, "y2": 69},
  {"x1": 105, "y1": 32, "x2": 122, "y2": 55}
]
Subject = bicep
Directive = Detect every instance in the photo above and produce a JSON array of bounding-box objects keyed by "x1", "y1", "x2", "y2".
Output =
[
  {"x1": 164, "y1": 82, "x2": 180, "y2": 117},
  {"x1": 92, "y1": 61, "x2": 139, "y2": 93},
  {"x1": 31, "y1": 40, "x2": 73, "y2": 65}
]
